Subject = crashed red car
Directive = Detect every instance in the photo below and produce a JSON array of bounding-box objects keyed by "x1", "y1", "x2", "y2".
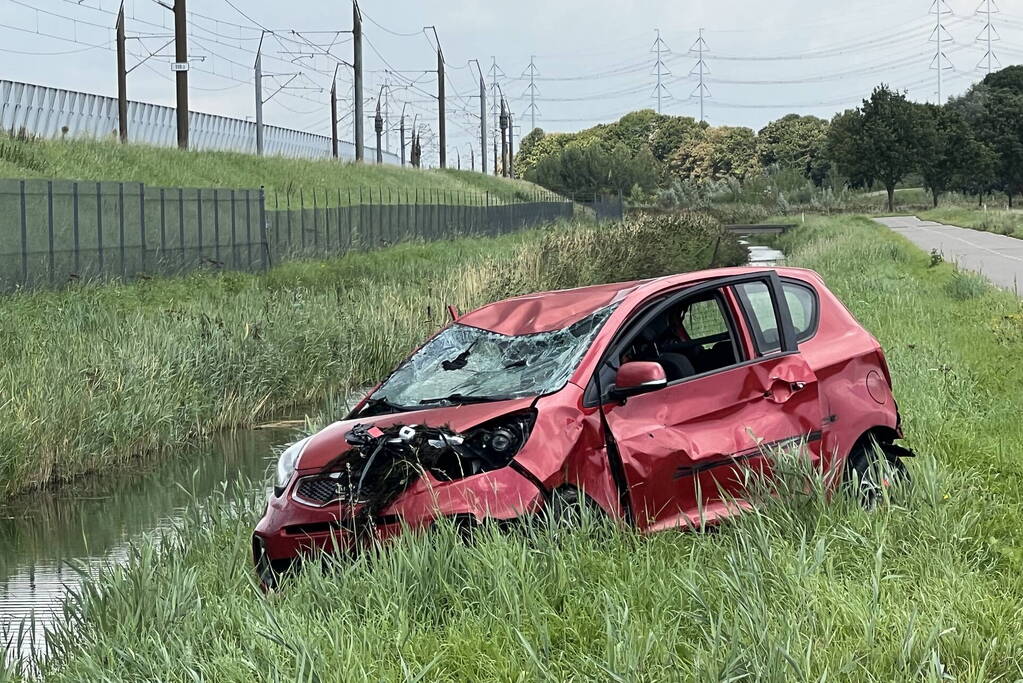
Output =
[{"x1": 254, "y1": 267, "x2": 911, "y2": 580}]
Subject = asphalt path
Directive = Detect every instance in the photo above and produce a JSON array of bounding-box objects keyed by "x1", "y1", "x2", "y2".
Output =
[{"x1": 876, "y1": 215, "x2": 1023, "y2": 294}]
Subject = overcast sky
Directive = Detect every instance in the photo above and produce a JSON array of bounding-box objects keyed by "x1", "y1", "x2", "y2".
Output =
[{"x1": 2, "y1": 0, "x2": 1020, "y2": 164}]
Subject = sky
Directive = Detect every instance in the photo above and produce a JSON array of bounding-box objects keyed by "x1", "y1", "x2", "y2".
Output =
[{"x1": 1, "y1": 0, "x2": 1020, "y2": 166}]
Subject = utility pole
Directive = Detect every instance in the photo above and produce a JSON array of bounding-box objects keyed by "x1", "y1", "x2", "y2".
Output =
[
  {"x1": 374, "y1": 86, "x2": 384, "y2": 164},
  {"x1": 173, "y1": 0, "x2": 189, "y2": 149},
  {"x1": 456, "y1": 148, "x2": 461, "y2": 170},
  {"x1": 651, "y1": 30, "x2": 671, "y2": 114},
  {"x1": 353, "y1": 0, "x2": 364, "y2": 161},
  {"x1": 470, "y1": 145, "x2": 475, "y2": 171},
  {"x1": 522, "y1": 55, "x2": 540, "y2": 131},
  {"x1": 383, "y1": 77, "x2": 390, "y2": 153},
  {"x1": 499, "y1": 98, "x2": 509, "y2": 177},
  {"x1": 930, "y1": 0, "x2": 953, "y2": 104},
  {"x1": 428, "y1": 27, "x2": 446, "y2": 169},
  {"x1": 976, "y1": 0, "x2": 1000, "y2": 74},
  {"x1": 331, "y1": 65, "x2": 339, "y2": 158},
  {"x1": 254, "y1": 33, "x2": 264, "y2": 156},
  {"x1": 489, "y1": 57, "x2": 505, "y2": 175},
  {"x1": 690, "y1": 29, "x2": 710, "y2": 123},
  {"x1": 115, "y1": 3, "x2": 128, "y2": 143},
  {"x1": 472, "y1": 59, "x2": 487, "y2": 176}
]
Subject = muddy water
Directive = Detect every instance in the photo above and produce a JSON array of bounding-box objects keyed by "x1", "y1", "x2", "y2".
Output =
[
  {"x1": 0, "y1": 426, "x2": 296, "y2": 665},
  {"x1": 746, "y1": 244, "x2": 787, "y2": 267}
]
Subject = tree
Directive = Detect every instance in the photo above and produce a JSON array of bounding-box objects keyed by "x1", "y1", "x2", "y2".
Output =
[
  {"x1": 668, "y1": 126, "x2": 761, "y2": 182},
  {"x1": 952, "y1": 72, "x2": 1023, "y2": 207},
  {"x1": 916, "y1": 104, "x2": 996, "y2": 207},
  {"x1": 650, "y1": 115, "x2": 705, "y2": 163},
  {"x1": 981, "y1": 65, "x2": 1023, "y2": 94},
  {"x1": 757, "y1": 114, "x2": 830, "y2": 184},
  {"x1": 826, "y1": 85, "x2": 922, "y2": 211}
]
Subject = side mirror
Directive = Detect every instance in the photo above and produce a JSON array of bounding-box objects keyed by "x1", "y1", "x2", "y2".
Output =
[{"x1": 610, "y1": 361, "x2": 667, "y2": 401}]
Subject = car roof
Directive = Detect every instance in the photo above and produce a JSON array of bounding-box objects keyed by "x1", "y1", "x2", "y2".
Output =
[{"x1": 457, "y1": 266, "x2": 823, "y2": 335}]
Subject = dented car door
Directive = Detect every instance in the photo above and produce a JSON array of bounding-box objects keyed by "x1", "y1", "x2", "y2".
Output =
[{"x1": 597, "y1": 272, "x2": 824, "y2": 531}]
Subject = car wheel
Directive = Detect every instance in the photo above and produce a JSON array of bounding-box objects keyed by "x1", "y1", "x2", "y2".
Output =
[
  {"x1": 844, "y1": 438, "x2": 910, "y2": 507},
  {"x1": 545, "y1": 486, "x2": 604, "y2": 528}
]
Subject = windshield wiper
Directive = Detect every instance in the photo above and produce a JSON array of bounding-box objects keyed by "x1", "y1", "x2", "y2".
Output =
[
  {"x1": 418, "y1": 392, "x2": 517, "y2": 406},
  {"x1": 359, "y1": 396, "x2": 409, "y2": 416}
]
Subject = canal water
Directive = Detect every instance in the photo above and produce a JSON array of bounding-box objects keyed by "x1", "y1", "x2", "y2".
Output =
[
  {"x1": 0, "y1": 426, "x2": 296, "y2": 666},
  {"x1": 745, "y1": 243, "x2": 787, "y2": 267}
]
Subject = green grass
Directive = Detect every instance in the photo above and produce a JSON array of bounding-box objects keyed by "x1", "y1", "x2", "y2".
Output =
[
  {"x1": 10, "y1": 214, "x2": 1023, "y2": 681},
  {"x1": 0, "y1": 134, "x2": 548, "y2": 207},
  {"x1": 919, "y1": 206, "x2": 1023, "y2": 240},
  {"x1": 0, "y1": 212, "x2": 739, "y2": 499}
]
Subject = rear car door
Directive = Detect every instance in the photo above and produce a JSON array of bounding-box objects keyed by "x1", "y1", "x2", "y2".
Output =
[{"x1": 595, "y1": 272, "x2": 824, "y2": 531}]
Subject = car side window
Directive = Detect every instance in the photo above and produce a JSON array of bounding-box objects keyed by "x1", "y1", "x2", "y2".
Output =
[
  {"x1": 734, "y1": 281, "x2": 783, "y2": 355},
  {"x1": 782, "y1": 281, "x2": 819, "y2": 342},
  {"x1": 616, "y1": 290, "x2": 744, "y2": 383}
]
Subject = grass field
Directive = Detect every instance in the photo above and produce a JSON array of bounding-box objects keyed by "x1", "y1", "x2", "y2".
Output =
[
  {"x1": 10, "y1": 214, "x2": 1023, "y2": 681},
  {"x1": 919, "y1": 206, "x2": 1023, "y2": 240},
  {"x1": 0, "y1": 212, "x2": 740, "y2": 499},
  {"x1": 0, "y1": 133, "x2": 546, "y2": 206}
]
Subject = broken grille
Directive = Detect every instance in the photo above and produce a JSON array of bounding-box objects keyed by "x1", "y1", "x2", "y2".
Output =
[{"x1": 294, "y1": 476, "x2": 348, "y2": 506}]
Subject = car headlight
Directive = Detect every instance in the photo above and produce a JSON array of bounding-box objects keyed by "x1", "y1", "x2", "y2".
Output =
[{"x1": 274, "y1": 437, "x2": 311, "y2": 497}]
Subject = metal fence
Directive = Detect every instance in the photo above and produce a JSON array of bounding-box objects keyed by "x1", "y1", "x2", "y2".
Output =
[
  {"x1": 0, "y1": 179, "x2": 573, "y2": 292},
  {"x1": 0, "y1": 79, "x2": 398, "y2": 163}
]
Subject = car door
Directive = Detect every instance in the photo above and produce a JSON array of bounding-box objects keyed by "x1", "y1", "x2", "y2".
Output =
[{"x1": 595, "y1": 272, "x2": 824, "y2": 531}]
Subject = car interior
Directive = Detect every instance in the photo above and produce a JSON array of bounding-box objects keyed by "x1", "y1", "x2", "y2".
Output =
[{"x1": 619, "y1": 291, "x2": 743, "y2": 382}]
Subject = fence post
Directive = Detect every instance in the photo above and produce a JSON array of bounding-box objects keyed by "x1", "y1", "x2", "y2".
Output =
[
  {"x1": 19, "y1": 180, "x2": 27, "y2": 287},
  {"x1": 230, "y1": 188, "x2": 238, "y2": 269},
  {"x1": 96, "y1": 182, "x2": 104, "y2": 275},
  {"x1": 72, "y1": 182, "x2": 80, "y2": 277},
  {"x1": 348, "y1": 188, "x2": 353, "y2": 252},
  {"x1": 160, "y1": 188, "x2": 167, "y2": 267},
  {"x1": 213, "y1": 189, "x2": 221, "y2": 265},
  {"x1": 245, "y1": 188, "x2": 253, "y2": 269},
  {"x1": 197, "y1": 189, "x2": 204, "y2": 270},
  {"x1": 336, "y1": 188, "x2": 343, "y2": 252},
  {"x1": 299, "y1": 188, "x2": 306, "y2": 252},
  {"x1": 259, "y1": 186, "x2": 271, "y2": 269},
  {"x1": 119, "y1": 183, "x2": 127, "y2": 279},
  {"x1": 178, "y1": 188, "x2": 186, "y2": 273},
  {"x1": 139, "y1": 183, "x2": 146, "y2": 274},
  {"x1": 312, "y1": 188, "x2": 319, "y2": 253}
]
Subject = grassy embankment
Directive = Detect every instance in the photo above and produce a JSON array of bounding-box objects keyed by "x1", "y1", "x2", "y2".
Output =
[
  {"x1": 918, "y1": 206, "x2": 1023, "y2": 240},
  {"x1": 0, "y1": 212, "x2": 739, "y2": 499},
  {"x1": 13, "y1": 215, "x2": 1023, "y2": 680},
  {"x1": 0, "y1": 133, "x2": 546, "y2": 205}
]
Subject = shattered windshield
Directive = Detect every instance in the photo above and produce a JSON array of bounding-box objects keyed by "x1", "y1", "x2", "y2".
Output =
[{"x1": 368, "y1": 304, "x2": 617, "y2": 410}]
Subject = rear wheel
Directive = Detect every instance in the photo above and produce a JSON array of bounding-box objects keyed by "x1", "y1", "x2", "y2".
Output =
[
  {"x1": 844, "y1": 438, "x2": 910, "y2": 507},
  {"x1": 545, "y1": 486, "x2": 606, "y2": 528}
]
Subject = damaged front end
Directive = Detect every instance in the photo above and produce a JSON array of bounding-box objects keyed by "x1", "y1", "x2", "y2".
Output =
[{"x1": 293, "y1": 412, "x2": 536, "y2": 534}]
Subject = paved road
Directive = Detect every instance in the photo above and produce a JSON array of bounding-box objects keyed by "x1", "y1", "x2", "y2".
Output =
[{"x1": 876, "y1": 215, "x2": 1023, "y2": 294}]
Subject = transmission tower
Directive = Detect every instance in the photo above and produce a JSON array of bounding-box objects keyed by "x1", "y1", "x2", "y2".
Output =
[
  {"x1": 488, "y1": 57, "x2": 506, "y2": 162},
  {"x1": 689, "y1": 29, "x2": 710, "y2": 123},
  {"x1": 929, "y1": 0, "x2": 954, "y2": 104},
  {"x1": 522, "y1": 56, "x2": 540, "y2": 132},
  {"x1": 976, "y1": 0, "x2": 1001, "y2": 74},
  {"x1": 650, "y1": 29, "x2": 672, "y2": 114}
]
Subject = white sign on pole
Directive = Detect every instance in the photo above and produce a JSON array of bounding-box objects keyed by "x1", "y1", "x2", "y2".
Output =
[{"x1": 171, "y1": 62, "x2": 189, "y2": 72}]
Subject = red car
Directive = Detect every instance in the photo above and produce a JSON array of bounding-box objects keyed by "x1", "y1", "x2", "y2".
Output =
[{"x1": 254, "y1": 267, "x2": 910, "y2": 581}]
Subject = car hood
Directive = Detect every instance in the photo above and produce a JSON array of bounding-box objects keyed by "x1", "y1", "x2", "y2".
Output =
[{"x1": 295, "y1": 397, "x2": 537, "y2": 472}]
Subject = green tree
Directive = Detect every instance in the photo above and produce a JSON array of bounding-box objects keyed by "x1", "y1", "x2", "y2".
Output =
[
  {"x1": 650, "y1": 115, "x2": 706, "y2": 163},
  {"x1": 757, "y1": 114, "x2": 830, "y2": 184},
  {"x1": 668, "y1": 126, "x2": 761, "y2": 182},
  {"x1": 916, "y1": 104, "x2": 996, "y2": 207},
  {"x1": 826, "y1": 85, "x2": 922, "y2": 211},
  {"x1": 952, "y1": 73, "x2": 1023, "y2": 207}
]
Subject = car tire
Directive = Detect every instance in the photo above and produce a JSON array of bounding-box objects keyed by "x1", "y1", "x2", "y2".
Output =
[
  {"x1": 844, "y1": 438, "x2": 910, "y2": 507},
  {"x1": 545, "y1": 486, "x2": 604, "y2": 528}
]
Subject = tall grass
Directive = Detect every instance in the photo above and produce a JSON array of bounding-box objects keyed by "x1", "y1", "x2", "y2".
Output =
[
  {"x1": 0, "y1": 213, "x2": 739, "y2": 498},
  {"x1": 920, "y1": 206, "x2": 1023, "y2": 240},
  {"x1": 0, "y1": 133, "x2": 544, "y2": 206},
  {"x1": 9, "y1": 215, "x2": 1023, "y2": 680}
]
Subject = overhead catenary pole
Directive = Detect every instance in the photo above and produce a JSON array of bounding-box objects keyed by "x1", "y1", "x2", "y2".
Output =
[
  {"x1": 488, "y1": 57, "x2": 505, "y2": 175},
  {"x1": 508, "y1": 108, "x2": 515, "y2": 179},
  {"x1": 331, "y1": 65, "x2": 339, "y2": 159},
  {"x1": 353, "y1": 0, "x2": 365, "y2": 161},
  {"x1": 254, "y1": 34, "x2": 264, "y2": 156},
  {"x1": 499, "y1": 98, "x2": 509, "y2": 177},
  {"x1": 427, "y1": 26, "x2": 446, "y2": 169},
  {"x1": 116, "y1": 3, "x2": 128, "y2": 144},
  {"x1": 374, "y1": 86, "x2": 384, "y2": 164},
  {"x1": 173, "y1": 0, "x2": 189, "y2": 149},
  {"x1": 472, "y1": 59, "x2": 487, "y2": 176},
  {"x1": 399, "y1": 105, "x2": 406, "y2": 166}
]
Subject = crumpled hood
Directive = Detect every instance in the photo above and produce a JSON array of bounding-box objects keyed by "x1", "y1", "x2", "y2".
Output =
[{"x1": 296, "y1": 397, "x2": 536, "y2": 472}]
